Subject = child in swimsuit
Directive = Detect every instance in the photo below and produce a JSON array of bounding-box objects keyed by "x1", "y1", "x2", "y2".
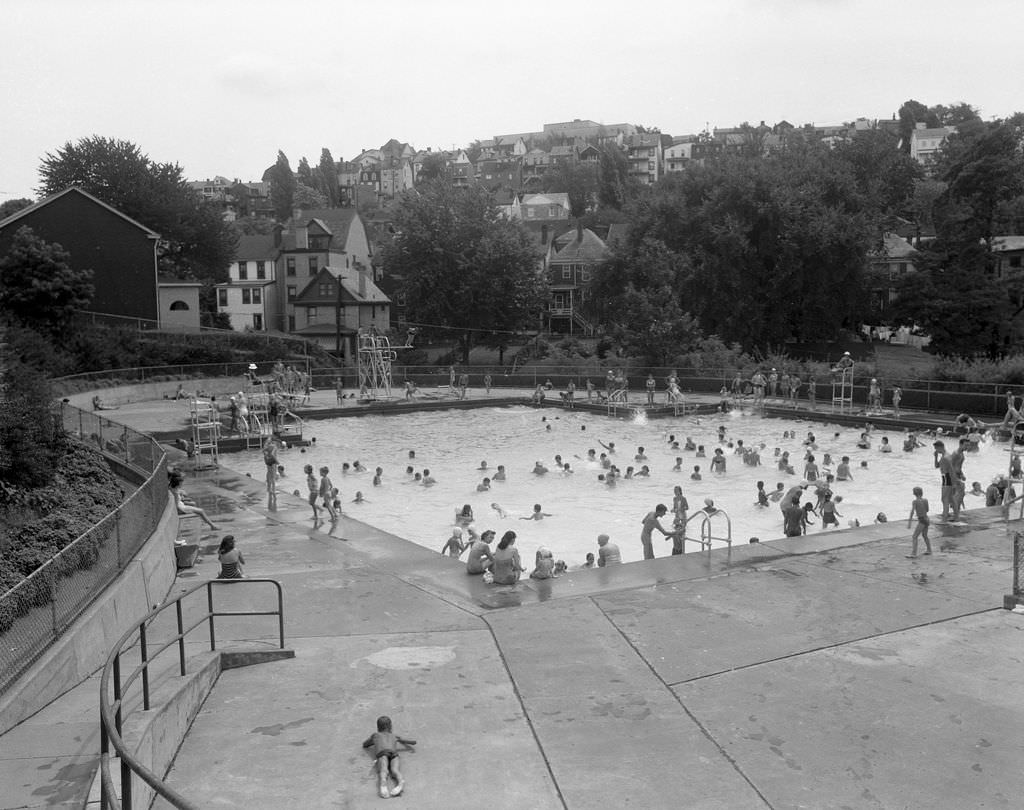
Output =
[{"x1": 363, "y1": 715, "x2": 416, "y2": 798}]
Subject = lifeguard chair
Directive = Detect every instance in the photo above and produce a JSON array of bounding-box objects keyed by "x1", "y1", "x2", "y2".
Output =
[{"x1": 831, "y1": 352, "x2": 855, "y2": 414}]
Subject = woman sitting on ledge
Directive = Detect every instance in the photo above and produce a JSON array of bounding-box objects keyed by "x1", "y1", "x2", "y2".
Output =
[{"x1": 168, "y1": 469, "x2": 218, "y2": 530}]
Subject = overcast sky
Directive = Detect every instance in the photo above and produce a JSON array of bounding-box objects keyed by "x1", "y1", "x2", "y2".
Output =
[{"x1": 3, "y1": 0, "x2": 1022, "y2": 203}]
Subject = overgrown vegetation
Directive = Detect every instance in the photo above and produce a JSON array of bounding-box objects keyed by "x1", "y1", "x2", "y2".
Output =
[{"x1": 0, "y1": 364, "x2": 125, "y2": 631}]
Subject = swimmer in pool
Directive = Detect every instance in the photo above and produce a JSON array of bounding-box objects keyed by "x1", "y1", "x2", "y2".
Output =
[
  {"x1": 491, "y1": 503, "x2": 508, "y2": 519},
  {"x1": 691, "y1": 465, "x2": 702, "y2": 481},
  {"x1": 493, "y1": 465, "x2": 506, "y2": 481},
  {"x1": 477, "y1": 477, "x2": 491, "y2": 492},
  {"x1": 673, "y1": 457, "x2": 683, "y2": 471},
  {"x1": 520, "y1": 503, "x2": 553, "y2": 520}
]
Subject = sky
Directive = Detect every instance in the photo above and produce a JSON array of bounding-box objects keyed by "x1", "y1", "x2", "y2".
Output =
[{"x1": 3, "y1": 0, "x2": 1023, "y2": 203}]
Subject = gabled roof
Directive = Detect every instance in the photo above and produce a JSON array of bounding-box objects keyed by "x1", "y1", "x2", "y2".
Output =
[
  {"x1": 911, "y1": 126, "x2": 955, "y2": 141},
  {"x1": 992, "y1": 236, "x2": 1024, "y2": 253},
  {"x1": 281, "y1": 208, "x2": 363, "y2": 251},
  {"x1": 158, "y1": 273, "x2": 203, "y2": 286},
  {"x1": 0, "y1": 186, "x2": 161, "y2": 238},
  {"x1": 551, "y1": 228, "x2": 608, "y2": 263},
  {"x1": 235, "y1": 233, "x2": 278, "y2": 261},
  {"x1": 871, "y1": 233, "x2": 918, "y2": 260},
  {"x1": 522, "y1": 192, "x2": 570, "y2": 209},
  {"x1": 293, "y1": 266, "x2": 390, "y2": 306},
  {"x1": 606, "y1": 223, "x2": 629, "y2": 247}
]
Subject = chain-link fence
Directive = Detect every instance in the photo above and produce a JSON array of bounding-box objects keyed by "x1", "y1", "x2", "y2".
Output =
[
  {"x1": 0, "y1": 405, "x2": 168, "y2": 695},
  {"x1": 309, "y1": 364, "x2": 1013, "y2": 419}
]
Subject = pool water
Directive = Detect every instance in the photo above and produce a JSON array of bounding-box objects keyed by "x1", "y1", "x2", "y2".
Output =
[{"x1": 229, "y1": 407, "x2": 1011, "y2": 566}]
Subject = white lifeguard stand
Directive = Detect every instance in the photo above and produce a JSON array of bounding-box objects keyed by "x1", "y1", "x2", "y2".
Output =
[
  {"x1": 357, "y1": 328, "x2": 397, "y2": 401},
  {"x1": 188, "y1": 399, "x2": 220, "y2": 469},
  {"x1": 831, "y1": 355, "x2": 855, "y2": 414}
]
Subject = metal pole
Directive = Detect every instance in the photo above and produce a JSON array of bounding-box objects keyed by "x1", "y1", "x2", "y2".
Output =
[
  {"x1": 207, "y1": 583, "x2": 216, "y2": 651},
  {"x1": 176, "y1": 600, "x2": 186, "y2": 675},
  {"x1": 139, "y1": 622, "x2": 150, "y2": 711}
]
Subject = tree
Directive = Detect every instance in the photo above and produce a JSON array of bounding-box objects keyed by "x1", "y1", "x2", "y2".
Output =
[
  {"x1": 267, "y1": 151, "x2": 296, "y2": 220},
  {"x1": 588, "y1": 237, "x2": 702, "y2": 364},
  {"x1": 417, "y1": 153, "x2": 447, "y2": 183},
  {"x1": 890, "y1": 248, "x2": 1008, "y2": 357},
  {"x1": 0, "y1": 226, "x2": 93, "y2": 336},
  {"x1": 0, "y1": 199, "x2": 33, "y2": 220},
  {"x1": 380, "y1": 182, "x2": 547, "y2": 363},
  {"x1": 590, "y1": 146, "x2": 879, "y2": 352},
  {"x1": 38, "y1": 136, "x2": 235, "y2": 282},
  {"x1": 297, "y1": 156, "x2": 313, "y2": 186},
  {"x1": 898, "y1": 99, "x2": 939, "y2": 152},
  {"x1": 317, "y1": 148, "x2": 340, "y2": 206},
  {"x1": 293, "y1": 183, "x2": 329, "y2": 209},
  {"x1": 542, "y1": 162, "x2": 598, "y2": 221}
]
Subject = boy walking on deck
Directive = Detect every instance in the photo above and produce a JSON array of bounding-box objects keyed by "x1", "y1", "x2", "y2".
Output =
[{"x1": 906, "y1": 486, "x2": 932, "y2": 558}]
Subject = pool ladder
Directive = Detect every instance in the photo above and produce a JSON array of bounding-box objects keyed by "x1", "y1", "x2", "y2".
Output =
[{"x1": 684, "y1": 509, "x2": 733, "y2": 552}]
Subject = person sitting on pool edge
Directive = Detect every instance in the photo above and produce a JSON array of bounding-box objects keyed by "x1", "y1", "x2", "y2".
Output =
[{"x1": 597, "y1": 534, "x2": 621, "y2": 566}]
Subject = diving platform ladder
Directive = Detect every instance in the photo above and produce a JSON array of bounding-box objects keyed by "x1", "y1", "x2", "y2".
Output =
[
  {"x1": 188, "y1": 399, "x2": 220, "y2": 469},
  {"x1": 357, "y1": 329, "x2": 396, "y2": 401}
]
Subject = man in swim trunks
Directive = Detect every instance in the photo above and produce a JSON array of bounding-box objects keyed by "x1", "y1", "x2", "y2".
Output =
[
  {"x1": 640, "y1": 504, "x2": 673, "y2": 560},
  {"x1": 933, "y1": 440, "x2": 955, "y2": 520}
]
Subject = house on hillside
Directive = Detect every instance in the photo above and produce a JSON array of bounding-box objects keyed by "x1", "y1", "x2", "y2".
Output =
[
  {"x1": 545, "y1": 227, "x2": 607, "y2": 335},
  {"x1": 867, "y1": 233, "x2": 918, "y2": 315},
  {"x1": 993, "y1": 236, "x2": 1024, "y2": 279},
  {"x1": 909, "y1": 124, "x2": 956, "y2": 172},
  {"x1": 289, "y1": 266, "x2": 390, "y2": 359},
  {"x1": 216, "y1": 233, "x2": 279, "y2": 331},
  {"x1": 0, "y1": 186, "x2": 200, "y2": 330},
  {"x1": 276, "y1": 208, "x2": 374, "y2": 336},
  {"x1": 625, "y1": 134, "x2": 662, "y2": 185}
]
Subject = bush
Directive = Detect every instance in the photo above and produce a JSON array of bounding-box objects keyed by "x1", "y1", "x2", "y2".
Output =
[{"x1": 0, "y1": 434, "x2": 125, "y2": 600}]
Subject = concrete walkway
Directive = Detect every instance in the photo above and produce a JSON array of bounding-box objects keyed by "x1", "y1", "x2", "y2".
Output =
[{"x1": 4, "y1": 392, "x2": 1024, "y2": 808}]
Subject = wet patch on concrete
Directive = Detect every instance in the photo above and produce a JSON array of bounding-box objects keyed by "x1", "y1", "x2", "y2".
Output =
[
  {"x1": 358, "y1": 646, "x2": 457, "y2": 670},
  {"x1": 251, "y1": 717, "x2": 315, "y2": 736}
]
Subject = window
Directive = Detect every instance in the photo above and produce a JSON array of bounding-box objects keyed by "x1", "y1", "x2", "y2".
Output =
[
  {"x1": 1011, "y1": 257, "x2": 1022, "y2": 269},
  {"x1": 253, "y1": 314, "x2": 263, "y2": 330},
  {"x1": 287, "y1": 285, "x2": 297, "y2": 302},
  {"x1": 581, "y1": 268, "x2": 591, "y2": 282},
  {"x1": 318, "y1": 282, "x2": 333, "y2": 297},
  {"x1": 527, "y1": 208, "x2": 535, "y2": 218},
  {"x1": 242, "y1": 289, "x2": 252, "y2": 304},
  {"x1": 238, "y1": 261, "x2": 248, "y2": 280},
  {"x1": 288, "y1": 315, "x2": 295, "y2": 331},
  {"x1": 899, "y1": 263, "x2": 908, "y2": 273},
  {"x1": 217, "y1": 289, "x2": 227, "y2": 307},
  {"x1": 549, "y1": 206, "x2": 558, "y2": 217},
  {"x1": 308, "y1": 306, "x2": 318, "y2": 321},
  {"x1": 252, "y1": 288, "x2": 261, "y2": 304},
  {"x1": 286, "y1": 257, "x2": 296, "y2": 276},
  {"x1": 562, "y1": 267, "x2": 571, "y2": 280},
  {"x1": 256, "y1": 261, "x2": 266, "y2": 279},
  {"x1": 169, "y1": 300, "x2": 189, "y2": 311},
  {"x1": 309, "y1": 256, "x2": 318, "y2": 275}
]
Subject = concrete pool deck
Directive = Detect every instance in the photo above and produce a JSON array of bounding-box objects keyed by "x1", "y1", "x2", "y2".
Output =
[{"x1": 5, "y1": 392, "x2": 1024, "y2": 808}]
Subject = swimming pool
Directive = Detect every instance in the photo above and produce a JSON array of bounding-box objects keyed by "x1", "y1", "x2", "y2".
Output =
[{"x1": 228, "y1": 407, "x2": 1011, "y2": 566}]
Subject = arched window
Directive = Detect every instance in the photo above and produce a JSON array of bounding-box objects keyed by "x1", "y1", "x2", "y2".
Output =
[{"x1": 169, "y1": 300, "x2": 190, "y2": 311}]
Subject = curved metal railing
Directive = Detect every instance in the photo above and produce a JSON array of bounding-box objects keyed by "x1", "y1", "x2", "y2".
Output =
[
  {"x1": 99, "y1": 578, "x2": 285, "y2": 809},
  {"x1": 685, "y1": 509, "x2": 733, "y2": 552}
]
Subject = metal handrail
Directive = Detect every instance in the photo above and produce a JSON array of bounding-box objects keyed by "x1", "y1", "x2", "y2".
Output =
[
  {"x1": 99, "y1": 578, "x2": 286, "y2": 810},
  {"x1": 685, "y1": 509, "x2": 733, "y2": 551}
]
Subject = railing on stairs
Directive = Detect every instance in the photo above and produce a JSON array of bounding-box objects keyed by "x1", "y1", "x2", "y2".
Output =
[{"x1": 99, "y1": 578, "x2": 286, "y2": 810}]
